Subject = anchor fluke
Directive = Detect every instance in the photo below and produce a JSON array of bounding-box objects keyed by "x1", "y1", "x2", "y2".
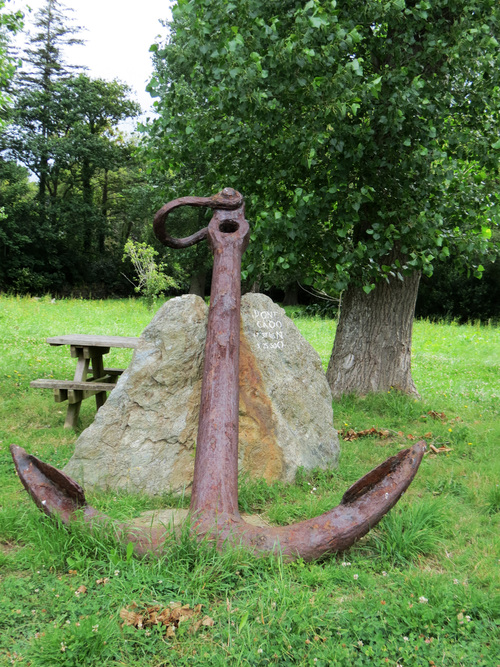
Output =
[
  {"x1": 10, "y1": 441, "x2": 425, "y2": 561},
  {"x1": 189, "y1": 441, "x2": 426, "y2": 561},
  {"x1": 10, "y1": 444, "x2": 87, "y2": 523}
]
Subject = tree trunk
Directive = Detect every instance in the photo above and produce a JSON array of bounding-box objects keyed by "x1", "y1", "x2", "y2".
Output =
[
  {"x1": 99, "y1": 168, "x2": 108, "y2": 254},
  {"x1": 283, "y1": 281, "x2": 298, "y2": 306},
  {"x1": 189, "y1": 270, "x2": 206, "y2": 297},
  {"x1": 82, "y1": 158, "x2": 93, "y2": 251},
  {"x1": 326, "y1": 270, "x2": 421, "y2": 398},
  {"x1": 38, "y1": 149, "x2": 49, "y2": 204}
]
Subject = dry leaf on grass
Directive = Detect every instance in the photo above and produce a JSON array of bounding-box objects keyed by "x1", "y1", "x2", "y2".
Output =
[
  {"x1": 202, "y1": 616, "x2": 214, "y2": 627},
  {"x1": 170, "y1": 604, "x2": 195, "y2": 622},
  {"x1": 120, "y1": 607, "x2": 144, "y2": 628},
  {"x1": 429, "y1": 444, "x2": 453, "y2": 454},
  {"x1": 96, "y1": 577, "x2": 109, "y2": 586},
  {"x1": 427, "y1": 410, "x2": 447, "y2": 421},
  {"x1": 342, "y1": 427, "x2": 390, "y2": 441},
  {"x1": 190, "y1": 619, "x2": 203, "y2": 634},
  {"x1": 119, "y1": 601, "x2": 212, "y2": 639}
]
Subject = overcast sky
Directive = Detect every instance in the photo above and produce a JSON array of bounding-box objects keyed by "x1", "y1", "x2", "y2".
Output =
[{"x1": 10, "y1": 0, "x2": 173, "y2": 115}]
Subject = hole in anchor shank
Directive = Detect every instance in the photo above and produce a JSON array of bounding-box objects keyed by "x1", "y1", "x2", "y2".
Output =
[{"x1": 219, "y1": 220, "x2": 239, "y2": 234}]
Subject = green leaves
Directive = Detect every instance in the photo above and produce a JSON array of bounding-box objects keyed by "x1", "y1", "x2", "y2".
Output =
[
  {"x1": 368, "y1": 75, "x2": 383, "y2": 99},
  {"x1": 228, "y1": 33, "x2": 244, "y2": 52},
  {"x1": 144, "y1": 0, "x2": 500, "y2": 291},
  {"x1": 350, "y1": 58, "x2": 363, "y2": 76},
  {"x1": 308, "y1": 15, "x2": 329, "y2": 29}
]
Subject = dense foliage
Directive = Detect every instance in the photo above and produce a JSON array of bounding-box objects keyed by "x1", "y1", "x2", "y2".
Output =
[
  {"x1": 0, "y1": 0, "x2": 147, "y2": 295},
  {"x1": 146, "y1": 0, "x2": 499, "y2": 295},
  {"x1": 416, "y1": 256, "x2": 500, "y2": 322}
]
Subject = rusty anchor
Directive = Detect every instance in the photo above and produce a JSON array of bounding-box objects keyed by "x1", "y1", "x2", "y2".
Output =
[{"x1": 11, "y1": 188, "x2": 426, "y2": 561}]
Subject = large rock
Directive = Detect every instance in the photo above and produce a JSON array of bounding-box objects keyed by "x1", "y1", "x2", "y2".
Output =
[{"x1": 64, "y1": 293, "x2": 339, "y2": 495}]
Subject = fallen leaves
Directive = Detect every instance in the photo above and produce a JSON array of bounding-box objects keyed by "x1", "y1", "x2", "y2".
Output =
[
  {"x1": 119, "y1": 601, "x2": 214, "y2": 639},
  {"x1": 428, "y1": 444, "x2": 453, "y2": 455},
  {"x1": 340, "y1": 419, "x2": 455, "y2": 455},
  {"x1": 95, "y1": 577, "x2": 109, "y2": 586},
  {"x1": 341, "y1": 427, "x2": 390, "y2": 441},
  {"x1": 427, "y1": 411, "x2": 447, "y2": 421}
]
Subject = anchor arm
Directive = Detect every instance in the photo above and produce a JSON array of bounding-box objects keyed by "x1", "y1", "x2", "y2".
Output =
[
  {"x1": 11, "y1": 440, "x2": 425, "y2": 561},
  {"x1": 190, "y1": 441, "x2": 425, "y2": 560}
]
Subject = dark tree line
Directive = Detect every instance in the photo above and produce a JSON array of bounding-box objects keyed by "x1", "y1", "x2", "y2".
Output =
[{"x1": 0, "y1": 0, "x2": 162, "y2": 295}]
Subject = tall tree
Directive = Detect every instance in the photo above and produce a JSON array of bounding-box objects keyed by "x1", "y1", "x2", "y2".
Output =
[
  {"x1": 9, "y1": 0, "x2": 84, "y2": 202},
  {"x1": 0, "y1": 0, "x2": 25, "y2": 289},
  {"x1": 146, "y1": 0, "x2": 500, "y2": 397},
  {"x1": 59, "y1": 74, "x2": 140, "y2": 254},
  {"x1": 0, "y1": 0, "x2": 24, "y2": 122}
]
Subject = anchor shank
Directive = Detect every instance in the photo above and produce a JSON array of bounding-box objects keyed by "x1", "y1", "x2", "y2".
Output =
[{"x1": 190, "y1": 207, "x2": 249, "y2": 516}]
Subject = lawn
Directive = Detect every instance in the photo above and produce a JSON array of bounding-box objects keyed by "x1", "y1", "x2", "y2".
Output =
[{"x1": 0, "y1": 295, "x2": 499, "y2": 666}]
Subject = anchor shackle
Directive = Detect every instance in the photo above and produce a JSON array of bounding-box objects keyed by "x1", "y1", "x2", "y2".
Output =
[{"x1": 153, "y1": 187, "x2": 247, "y2": 250}]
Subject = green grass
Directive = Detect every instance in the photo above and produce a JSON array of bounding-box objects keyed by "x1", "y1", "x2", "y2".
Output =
[{"x1": 1, "y1": 295, "x2": 499, "y2": 666}]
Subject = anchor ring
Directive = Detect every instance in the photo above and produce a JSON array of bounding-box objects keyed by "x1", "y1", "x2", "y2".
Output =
[{"x1": 153, "y1": 188, "x2": 244, "y2": 249}]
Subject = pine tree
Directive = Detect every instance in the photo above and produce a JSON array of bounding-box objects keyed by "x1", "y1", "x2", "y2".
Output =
[
  {"x1": 0, "y1": 0, "x2": 24, "y2": 122},
  {"x1": 4, "y1": 0, "x2": 84, "y2": 201}
]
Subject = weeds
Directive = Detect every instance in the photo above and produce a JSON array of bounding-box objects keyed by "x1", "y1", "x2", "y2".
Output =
[
  {"x1": 367, "y1": 497, "x2": 448, "y2": 565},
  {"x1": 484, "y1": 484, "x2": 500, "y2": 515}
]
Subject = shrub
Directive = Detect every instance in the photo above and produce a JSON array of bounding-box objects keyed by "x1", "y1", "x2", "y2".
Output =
[{"x1": 123, "y1": 240, "x2": 178, "y2": 307}]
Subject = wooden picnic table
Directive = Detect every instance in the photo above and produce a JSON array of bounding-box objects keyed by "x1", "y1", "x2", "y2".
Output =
[{"x1": 30, "y1": 335, "x2": 139, "y2": 429}]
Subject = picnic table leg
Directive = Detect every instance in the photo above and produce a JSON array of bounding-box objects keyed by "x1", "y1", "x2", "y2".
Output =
[
  {"x1": 90, "y1": 351, "x2": 107, "y2": 410},
  {"x1": 64, "y1": 352, "x2": 89, "y2": 429}
]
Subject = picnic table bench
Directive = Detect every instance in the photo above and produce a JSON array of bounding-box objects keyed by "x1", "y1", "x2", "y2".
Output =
[{"x1": 30, "y1": 335, "x2": 139, "y2": 429}]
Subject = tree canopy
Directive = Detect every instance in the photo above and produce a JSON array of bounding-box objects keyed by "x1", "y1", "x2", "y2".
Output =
[
  {"x1": 0, "y1": 0, "x2": 24, "y2": 122},
  {"x1": 146, "y1": 0, "x2": 500, "y2": 294}
]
